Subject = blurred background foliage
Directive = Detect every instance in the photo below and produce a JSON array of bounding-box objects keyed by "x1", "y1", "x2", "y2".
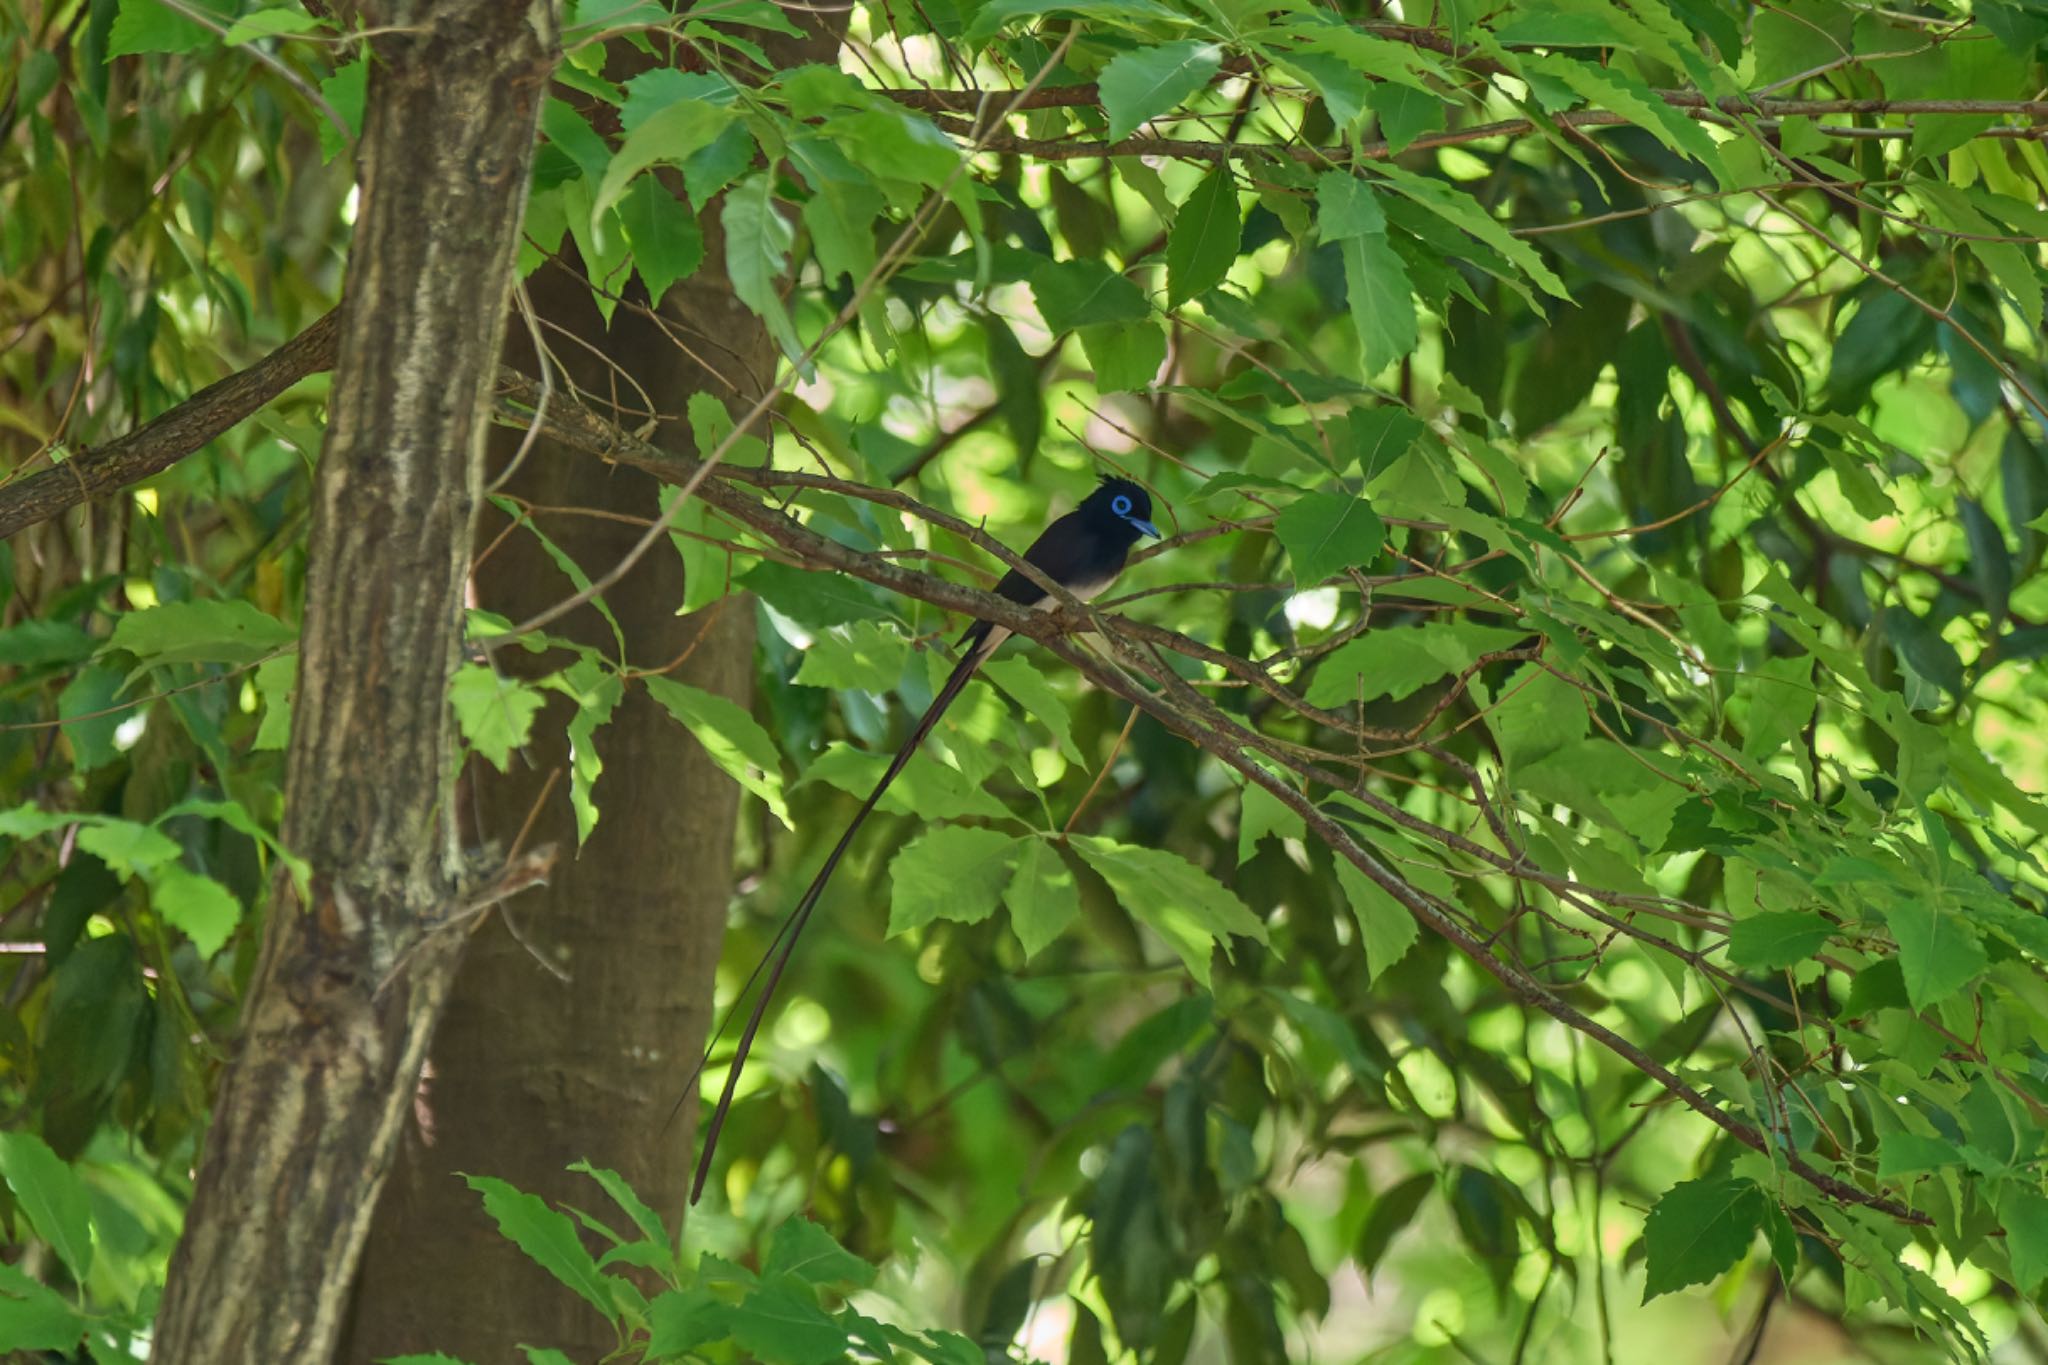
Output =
[{"x1": 6, "y1": 0, "x2": 2048, "y2": 1360}]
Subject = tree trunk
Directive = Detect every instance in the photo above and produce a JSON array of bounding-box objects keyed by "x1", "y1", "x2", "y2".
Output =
[
  {"x1": 338, "y1": 12, "x2": 848, "y2": 1355},
  {"x1": 150, "y1": 7, "x2": 558, "y2": 1362},
  {"x1": 337, "y1": 241, "x2": 765, "y2": 1359}
]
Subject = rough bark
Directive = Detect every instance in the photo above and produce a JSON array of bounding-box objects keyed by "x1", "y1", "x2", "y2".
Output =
[
  {"x1": 338, "y1": 10, "x2": 844, "y2": 1355},
  {"x1": 339, "y1": 245, "x2": 764, "y2": 1360},
  {"x1": 150, "y1": 6, "x2": 558, "y2": 1363}
]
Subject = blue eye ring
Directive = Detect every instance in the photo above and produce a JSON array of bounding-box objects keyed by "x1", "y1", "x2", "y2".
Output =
[{"x1": 1112, "y1": 493, "x2": 1133, "y2": 516}]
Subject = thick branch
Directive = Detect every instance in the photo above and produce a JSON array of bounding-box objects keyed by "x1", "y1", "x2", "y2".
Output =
[{"x1": 0, "y1": 309, "x2": 339, "y2": 541}]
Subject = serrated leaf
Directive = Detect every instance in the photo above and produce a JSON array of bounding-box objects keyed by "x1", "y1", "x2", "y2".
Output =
[
  {"x1": 648, "y1": 1286, "x2": 734, "y2": 1356},
  {"x1": 1881, "y1": 897, "x2": 1987, "y2": 1009},
  {"x1": 742, "y1": 561, "x2": 893, "y2": 631},
  {"x1": 723, "y1": 171, "x2": 803, "y2": 364},
  {"x1": 108, "y1": 0, "x2": 232, "y2": 55},
  {"x1": 1078, "y1": 320, "x2": 1166, "y2": 392},
  {"x1": 1958, "y1": 496, "x2": 2012, "y2": 628},
  {"x1": 1005, "y1": 837, "x2": 1081, "y2": 957},
  {"x1": 449, "y1": 665, "x2": 546, "y2": 773},
  {"x1": 1876, "y1": 1130, "x2": 1962, "y2": 1177},
  {"x1": 801, "y1": 742, "x2": 1012, "y2": 821},
  {"x1": 223, "y1": 8, "x2": 326, "y2": 43},
  {"x1": 1166, "y1": 165, "x2": 1240, "y2": 307},
  {"x1": 58, "y1": 665, "x2": 123, "y2": 772},
  {"x1": 1071, "y1": 836, "x2": 1266, "y2": 988},
  {"x1": 1725, "y1": 910, "x2": 1833, "y2": 971},
  {"x1": 1099, "y1": 41, "x2": 1223, "y2": 140},
  {"x1": 592, "y1": 99, "x2": 735, "y2": 226},
  {"x1": 982, "y1": 655, "x2": 1081, "y2": 761},
  {"x1": 148, "y1": 865, "x2": 242, "y2": 959},
  {"x1": 1030, "y1": 258, "x2": 1148, "y2": 334},
  {"x1": 2005, "y1": 1189, "x2": 2048, "y2": 1293},
  {"x1": 887, "y1": 825, "x2": 1019, "y2": 936},
  {"x1": 1273, "y1": 491, "x2": 1384, "y2": 587},
  {"x1": 793, "y1": 621, "x2": 911, "y2": 692},
  {"x1": 1332, "y1": 858, "x2": 1419, "y2": 983},
  {"x1": 727, "y1": 1275, "x2": 848, "y2": 1365},
  {"x1": 0, "y1": 1134, "x2": 92, "y2": 1281},
  {"x1": 764, "y1": 1219, "x2": 875, "y2": 1288},
  {"x1": 0, "y1": 1263, "x2": 88, "y2": 1351},
  {"x1": 1641, "y1": 1178, "x2": 1765, "y2": 1300},
  {"x1": 617, "y1": 176, "x2": 705, "y2": 308},
  {"x1": 107, "y1": 599, "x2": 295, "y2": 668},
  {"x1": 316, "y1": 56, "x2": 367, "y2": 163},
  {"x1": 1336, "y1": 232, "x2": 1417, "y2": 376},
  {"x1": 75, "y1": 819, "x2": 180, "y2": 878},
  {"x1": 1316, "y1": 172, "x2": 1386, "y2": 240},
  {"x1": 644, "y1": 675, "x2": 790, "y2": 828},
  {"x1": 552, "y1": 663, "x2": 621, "y2": 844},
  {"x1": 465, "y1": 1175, "x2": 617, "y2": 1320}
]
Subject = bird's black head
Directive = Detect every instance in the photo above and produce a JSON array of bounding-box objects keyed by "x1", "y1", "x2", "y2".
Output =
[{"x1": 1080, "y1": 476, "x2": 1160, "y2": 543}]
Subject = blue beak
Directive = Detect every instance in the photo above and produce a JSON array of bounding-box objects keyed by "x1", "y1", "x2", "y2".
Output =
[{"x1": 1129, "y1": 517, "x2": 1160, "y2": 539}]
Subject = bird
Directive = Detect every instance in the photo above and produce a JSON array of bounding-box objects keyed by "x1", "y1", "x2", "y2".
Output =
[{"x1": 688, "y1": 475, "x2": 1161, "y2": 1203}]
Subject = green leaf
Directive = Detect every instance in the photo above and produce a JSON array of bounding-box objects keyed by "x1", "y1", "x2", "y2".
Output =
[
  {"x1": 617, "y1": 176, "x2": 705, "y2": 308},
  {"x1": 1881, "y1": 897, "x2": 1987, "y2": 1009},
  {"x1": 801, "y1": 743, "x2": 1012, "y2": 821},
  {"x1": 1005, "y1": 836, "x2": 1081, "y2": 957},
  {"x1": 723, "y1": 171, "x2": 804, "y2": 364},
  {"x1": 982, "y1": 655, "x2": 1082, "y2": 762},
  {"x1": 449, "y1": 665, "x2": 546, "y2": 773},
  {"x1": 223, "y1": 8, "x2": 326, "y2": 43},
  {"x1": 1237, "y1": 780, "x2": 1306, "y2": 864},
  {"x1": 1099, "y1": 41, "x2": 1224, "y2": 140},
  {"x1": 800, "y1": 174, "x2": 885, "y2": 289},
  {"x1": 1641, "y1": 1178, "x2": 1765, "y2": 1300},
  {"x1": 0, "y1": 1261, "x2": 88, "y2": 1352},
  {"x1": 1332, "y1": 858, "x2": 1419, "y2": 983},
  {"x1": 2004, "y1": 1189, "x2": 2048, "y2": 1293},
  {"x1": 1724, "y1": 910, "x2": 1833, "y2": 971},
  {"x1": 464, "y1": 1175, "x2": 619, "y2": 1321},
  {"x1": 75, "y1": 818, "x2": 180, "y2": 878},
  {"x1": 1071, "y1": 835, "x2": 1267, "y2": 988},
  {"x1": 254, "y1": 652, "x2": 296, "y2": 750},
  {"x1": 764, "y1": 1219, "x2": 875, "y2": 1288},
  {"x1": 726, "y1": 1275, "x2": 849, "y2": 1365},
  {"x1": 888, "y1": 826, "x2": 1019, "y2": 936},
  {"x1": 1356, "y1": 1172, "x2": 1433, "y2": 1277},
  {"x1": 592, "y1": 98, "x2": 735, "y2": 226},
  {"x1": 743, "y1": 561, "x2": 894, "y2": 631},
  {"x1": 1537, "y1": 56, "x2": 1728, "y2": 186},
  {"x1": 1876, "y1": 1130, "x2": 1962, "y2": 1177},
  {"x1": 1372, "y1": 161, "x2": 1571, "y2": 301},
  {"x1": 1273, "y1": 491, "x2": 1384, "y2": 588},
  {"x1": 1030, "y1": 258, "x2": 1149, "y2": 334},
  {"x1": 1368, "y1": 83, "x2": 1445, "y2": 154},
  {"x1": 58, "y1": 664, "x2": 124, "y2": 772},
  {"x1": 1316, "y1": 172, "x2": 1387, "y2": 240},
  {"x1": 108, "y1": 0, "x2": 232, "y2": 55},
  {"x1": 1306, "y1": 621, "x2": 1529, "y2": 708},
  {"x1": 552, "y1": 662, "x2": 622, "y2": 845},
  {"x1": 647, "y1": 1286, "x2": 734, "y2": 1356},
  {"x1": 644, "y1": 675, "x2": 791, "y2": 828},
  {"x1": 793, "y1": 621, "x2": 911, "y2": 692},
  {"x1": 0, "y1": 620, "x2": 94, "y2": 666},
  {"x1": 1336, "y1": 232, "x2": 1417, "y2": 376},
  {"x1": 686, "y1": 390, "x2": 768, "y2": 468},
  {"x1": 107, "y1": 598, "x2": 295, "y2": 668},
  {"x1": 316, "y1": 56, "x2": 368, "y2": 162},
  {"x1": 0, "y1": 1133, "x2": 92, "y2": 1281},
  {"x1": 1078, "y1": 319, "x2": 1167, "y2": 392},
  {"x1": 1166, "y1": 165, "x2": 1240, "y2": 308},
  {"x1": 148, "y1": 865, "x2": 242, "y2": 959}
]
